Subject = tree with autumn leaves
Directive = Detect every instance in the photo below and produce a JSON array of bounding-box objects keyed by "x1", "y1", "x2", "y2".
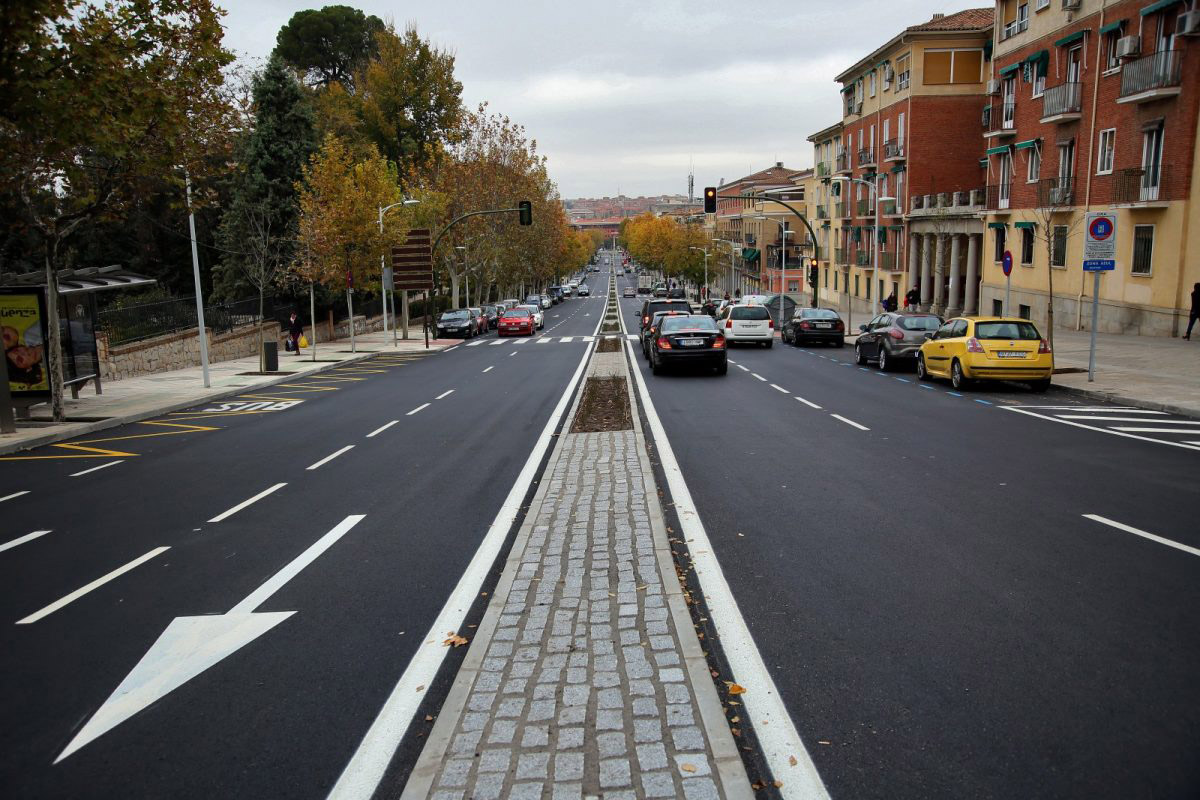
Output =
[{"x1": 622, "y1": 213, "x2": 709, "y2": 292}]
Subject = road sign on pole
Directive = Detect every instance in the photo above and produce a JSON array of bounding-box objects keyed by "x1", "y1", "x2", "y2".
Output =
[
  {"x1": 1002, "y1": 250, "x2": 1013, "y2": 316},
  {"x1": 1082, "y1": 212, "x2": 1117, "y2": 382}
]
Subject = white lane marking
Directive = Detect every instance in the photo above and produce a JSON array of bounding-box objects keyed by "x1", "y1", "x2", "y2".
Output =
[
  {"x1": 465, "y1": 341, "x2": 484, "y2": 347},
  {"x1": 795, "y1": 396, "x2": 822, "y2": 409},
  {"x1": 1058, "y1": 416, "x2": 1197, "y2": 423},
  {"x1": 435, "y1": 389, "x2": 455, "y2": 400},
  {"x1": 736, "y1": 364, "x2": 749, "y2": 372},
  {"x1": 536, "y1": 337, "x2": 553, "y2": 344},
  {"x1": 622, "y1": 332, "x2": 830, "y2": 800},
  {"x1": 769, "y1": 384, "x2": 789, "y2": 394},
  {"x1": 209, "y1": 482, "x2": 288, "y2": 523},
  {"x1": 70, "y1": 460, "x2": 123, "y2": 477},
  {"x1": 1002, "y1": 406, "x2": 1200, "y2": 452},
  {"x1": 0, "y1": 491, "x2": 30, "y2": 503},
  {"x1": 1110, "y1": 426, "x2": 1200, "y2": 434},
  {"x1": 1083, "y1": 514, "x2": 1200, "y2": 558},
  {"x1": 831, "y1": 414, "x2": 870, "y2": 431},
  {"x1": 750, "y1": 373, "x2": 767, "y2": 382},
  {"x1": 328, "y1": 284, "x2": 609, "y2": 800},
  {"x1": 307, "y1": 445, "x2": 355, "y2": 471},
  {"x1": 727, "y1": 359, "x2": 737, "y2": 364},
  {"x1": 366, "y1": 421, "x2": 398, "y2": 438},
  {"x1": 1019, "y1": 406, "x2": 1157, "y2": 412},
  {"x1": 16, "y1": 547, "x2": 170, "y2": 625},
  {"x1": 0, "y1": 530, "x2": 51, "y2": 554},
  {"x1": 488, "y1": 340, "x2": 505, "y2": 346},
  {"x1": 560, "y1": 337, "x2": 574, "y2": 343},
  {"x1": 406, "y1": 403, "x2": 430, "y2": 416},
  {"x1": 482, "y1": 366, "x2": 494, "y2": 373},
  {"x1": 444, "y1": 346, "x2": 458, "y2": 353},
  {"x1": 509, "y1": 351, "x2": 518, "y2": 357}
]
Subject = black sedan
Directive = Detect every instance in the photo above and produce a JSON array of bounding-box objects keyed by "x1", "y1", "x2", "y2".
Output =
[
  {"x1": 854, "y1": 311, "x2": 942, "y2": 370},
  {"x1": 641, "y1": 309, "x2": 691, "y2": 360},
  {"x1": 435, "y1": 309, "x2": 479, "y2": 339},
  {"x1": 783, "y1": 307, "x2": 845, "y2": 347},
  {"x1": 648, "y1": 314, "x2": 727, "y2": 376}
]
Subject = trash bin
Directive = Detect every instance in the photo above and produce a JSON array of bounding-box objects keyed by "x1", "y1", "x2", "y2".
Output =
[{"x1": 263, "y1": 341, "x2": 278, "y2": 372}]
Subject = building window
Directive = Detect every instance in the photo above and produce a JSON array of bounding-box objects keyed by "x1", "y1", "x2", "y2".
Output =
[
  {"x1": 1027, "y1": 145, "x2": 1040, "y2": 183},
  {"x1": 923, "y1": 48, "x2": 985, "y2": 85},
  {"x1": 869, "y1": 71, "x2": 876, "y2": 97},
  {"x1": 854, "y1": 274, "x2": 860, "y2": 296},
  {"x1": 1021, "y1": 228, "x2": 1034, "y2": 264},
  {"x1": 787, "y1": 280, "x2": 799, "y2": 292},
  {"x1": 1051, "y1": 225, "x2": 1067, "y2": 267},
  {"x1": 824, "y1": 267, "x2": 829, "y2": 288},
  {"x1": 1105, "y1": 27, "x2": 1124, "y2": 70},
  {"x1": 1132, "y1": 225, "x2": 1154, "y2": 275},
  {"x1": 1018, "y1": 303, "x2": 1031, "y2": 319},
  {"x1": 994, "y1": 227, "x2": 1006, "y2": 262},
  {"x1": 1017, "y1": 3, "x2": 1029, "y2": 31},
  {"x1": 834, "y1": 270, "x2": 839, "y2": 290},
  {"x1": 993, "y1": 298, "x2": 1004, "y2": 316},
  {"x1": 1035, "y1": 0, "x2": 1049, "y2": 10},
  {"x1": 882, "y1": 63, "x2": 891, "y2": 91},
  {"x1": 1031, "y1": 60, "x2": 1046, "y2": 97},
  {"x1": 896, "y1": 54, "x2": 911, "y2": 89},
  {"x1": 1096, "y1": 129, "x2": 1115, "y2": 175},
  {"x1": 1141, "y1": 124, "x2": 1163, "y2": 201}
]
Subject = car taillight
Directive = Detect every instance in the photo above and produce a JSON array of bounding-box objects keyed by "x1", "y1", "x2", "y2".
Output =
[
  {"x1": 712, "y1": 336, "x2": 725, "y2": 349},
  {"x1": 888, "y1": 328, "x2": 903, "y2": 340},
  {"x1": 966, "y1": 337, "x2": 985, "y2": 353},
  {"x1": 768, "y1": 319, "x2": 774, "y2": 329},
  {"x1": 799, "y1": 321, "x2": 811, "y2": 329},
  {"x1": 833, "y1": 320, "x2": 844, "y2": 330},
  {"x1": 725, "y1": 319, "x2": 732, "y2": 329},
  {"x1": 657, "y1": 337, "x2": 672, "y2": 349},
  {"x1": 1038, "y1": 338, "x2": 1051, "y2": 354}
]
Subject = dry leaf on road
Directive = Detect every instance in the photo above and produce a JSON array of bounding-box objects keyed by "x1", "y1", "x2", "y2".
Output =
[
  {"x1": 680, "y1": 764, "x2": 696, "y2": 773},
  {"x1": 789, "y1": 755, "x2": 798, "y2": 766},
  {"x1": 443, "y1": 633, "x2": 469, "y2": 647},
  {"x1": 725, "y1": 682, "x2": 747, "y2": 695}
]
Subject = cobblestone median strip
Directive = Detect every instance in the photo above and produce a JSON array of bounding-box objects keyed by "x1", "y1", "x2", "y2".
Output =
[{"x1": 403, "y1": 291, "x2": 750, "y2": 799}]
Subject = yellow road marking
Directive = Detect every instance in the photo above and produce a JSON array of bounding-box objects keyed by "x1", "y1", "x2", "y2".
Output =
[
  {"x1": 164, "y1": 410, "x2": 280, "y2": 422},
  {"x1": 236, "y1": 394, "x2": 307, "y2": 402},
  {"x1": 278, "y1": 384, "x2": 339, "y2": 391}
]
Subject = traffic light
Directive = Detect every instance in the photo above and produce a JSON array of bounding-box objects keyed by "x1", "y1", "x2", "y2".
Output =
[
  {"x1": 808, "y1": 263, "x2": 819, "y2": 288},
  {"x1": 518, "y1": 200, "x2": 532, "y2": 226},
  {"x1": 703, "y1": 187, "x2": 716, "y2": 214}
]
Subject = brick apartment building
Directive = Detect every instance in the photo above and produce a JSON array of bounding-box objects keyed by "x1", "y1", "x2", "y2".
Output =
[
  {"x1": 982, "y1": 0, "x2": 1199, "y2": 334},
  {"x1": 708, "y1": 163, "x2": 800, "y2": 295}
]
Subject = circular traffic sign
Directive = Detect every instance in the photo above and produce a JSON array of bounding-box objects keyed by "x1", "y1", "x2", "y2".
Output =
[
  {"x1": 1002, "y1": 250, "x2": 1013, "y2": 277},
  {"x1": 1089, "y1": 216, "x2": 1114, "y2": 241}
]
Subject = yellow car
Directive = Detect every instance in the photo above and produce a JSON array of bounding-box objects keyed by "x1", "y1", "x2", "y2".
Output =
[{"x1": 916, "y1": 316, "x2": 1053, "y2": 392}]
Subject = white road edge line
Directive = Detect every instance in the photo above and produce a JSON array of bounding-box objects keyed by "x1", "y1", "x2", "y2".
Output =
[
  {"x1": 795, "y1": 396, "x2": 822, "y2": 410},
  {"x1": 327, "y1": 278, "x2": 608, "y2": 800},
  {"x1": 1002, "y1": 407, "x2": 1200, "y2": 452},
  {"x1": 406, "y1": 403, "x2": 430, "y2": 416},
  {"x1": 366, "y1": 421, "x2": 398, "y2": 438},
  {"x1": 831, "y1": 413, "x2": 870, "y2": 431},
  {"x1": 482, "y1": 366, "x2": 494, "y2": 373},
  {"x1": 0, "y1": 490, "x2": 30, "y2": 503},
  {"x1": 70, "y1": 460, "x2": 123, "y2": 477},
  {"x1": 1083, "y1": 514, "x2": 1200, "y2": 558},
  {"x1": 16, "y1": 547, "x2": 170, "y2": 625},
  {"x1": 307, "y1": 445, "x2": 354, "y2": 471},
  {"x1": 769, "y1": 383, "x2": 789, "y2": 394},
  {"x1": 209, "y1": 482, "x2": 288, "y2": 523},
  {"x1": 0, "y1": 530, "x2": 51, "y2": 554},
  {"x1": 435, "y1": 389, "x2": 455, "y2": 400},
  {"x1": 622, "y1": 324, "x2": 830, "y2": 800}
]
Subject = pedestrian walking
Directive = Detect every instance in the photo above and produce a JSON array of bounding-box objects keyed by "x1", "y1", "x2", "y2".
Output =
[
  {"x1": 883, "y1": 291, "x2": 897, "y2": 313},
  {"x1": 287, "y1": 312, "x2": 304, "y2": 354},
  {"x1": 1185, "y1": 282, "x2": 1200, "y2": 340},
  {"x1": 905, "y1": 286, "x2": 920, "y2": 312}
]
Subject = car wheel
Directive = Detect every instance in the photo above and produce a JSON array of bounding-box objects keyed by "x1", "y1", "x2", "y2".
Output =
[
  {"x1": 836, "y1": 338, "x2": 845, "y2": 348},
  {"x1": 715, "y1": 361, "x2": 728, "y2": 375},
  {"x1": 877, "y1": 345, "x2": 889, "y2": 371},
  {"x1": 765, "y1": 340, "x2": 773, "y2": 349},
  {"x1": 1029, "y1": 378, "x2": 1051, "y2": 393},
  {"x1": 917, "y1": 354, "x2": 931, "y2": 381},
  {"x1": 951, "y1": 359, "x2": 971, "y2": 391},
  {"x1": 854, "y1": 343, "x2": 866, "y2": 365},
  {"x1": 651, "y1": 353, "x2": 663, "y2": 375}
]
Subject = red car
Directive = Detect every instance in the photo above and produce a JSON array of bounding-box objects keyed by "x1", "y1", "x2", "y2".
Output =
[{"x1": 498, "y1": 308, "x2": 536, "y2": 336}]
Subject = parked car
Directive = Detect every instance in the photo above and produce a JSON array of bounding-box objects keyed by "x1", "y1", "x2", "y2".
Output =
[
  {"x1": 565, "y1": 282, "x2": 578, "y2": 296},
  {"x1": 714, "y1": 303, "x2": 774, "y2": 347},
  {"x1": 436, "y1": 309, "x2": 478, "y2": 338},
  {"x1": 524, "y1": 294, "x2": 543, "y2": 309},
  {"x1": 498, "y1": 307, "x2": 536, "y2": 336},
  {"x1": 917, "y1": 317, "x2": 1052, "y2": 391},
  {"x1": 516, "y1": 303, "x2": 544, "y2": 329},
  {"x1": 648, "y1": 314, "x2": 727, "y2": 376},
  {"x1": 783, "y1": 307, "x2": 845, "y2": 347},
  {"x1": 639, "y1": 298, "x2": 691, "y2": 331},
  {"x1": 622, "y1": 286, "x2": 635, "y2": 298},
  {"x1": 481, "y1": 305, "x2": 500, "y2": 328},
  {"x1": 652, "y1": 284, "x2": 667, "y2": 298},
  {"x1": 667, "y1": 287, "x2": 685, "y2": 299},
  {"x1": 468, "y1": 307, "x2": 488, "y2": 334},
  {"x1": 539, "y1": 294, "x2": 553, "y2": 310},
  {"x1": 499, "y1": 299, "x2": 522, "y2": 314},
  {"x1": 578, "y1": 284, "x2": 591, "y2": 296},
  {"x1": 641, "y1": 309, "x2": 693, "y2": 359},
  {"x1": 854, "y1": 312, "x2": 941, "y2": 370},
  {"x1": 547, "y1": 286, "x2": 563, "y2": 303}
]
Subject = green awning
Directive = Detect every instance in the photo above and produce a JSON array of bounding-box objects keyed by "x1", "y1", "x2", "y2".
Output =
[
  {"x1": 888, "y1": 225, "x2": 905, "y2": 230},
  {"x1": 987, "y1": 222, "x2": 1008, "y2": 229},
  {"x1": 998, "y1": 62, "x2": 1021, "y2": 76},
  {"x1": 1141, "y1": 0, "x2": 1181, "y2": 16},
  {"x1": 742, "y1": 248, "x2": 759, "y2": 262},
  {"x1": 875, "y1": 59, "x2": 889, "y2": 68},
  {"x1": 1099, "y1": 19, "x2": 1125, "y2": 33},
  {"x1": 853, "y1": 228, "x2": 862, "y2": 243},
  {"x1": 1054, "y1": 30, "x2": 1085, "y2": 47},
  {"x1": 1014, "y1": 139, "x2": 1041, "y2": 150},
  {"x1": 842, "y1": 85, "x2": 855, "y2": 94},
  {"x1": 878, "y1": 227, "x2": 887, "y2": 244},
  {"x1": 1014, "y1": 221, "x2": 1036, "y2": 229},
  {"x1": 891, "y1": 164, "x2": 906, "y2": 173},
  {"x1": 979, "y1": 158, "x2": 988, "y2": 168},
  {"x1": 1024, "y1": 49, "x2": 1049, "y2": 65},
  {"x1": 984, "y1": 39, "x2": 993, "y2": 61},
  {"x1": 986, "y1": 145, "x2": 1011, "y2": 155}
]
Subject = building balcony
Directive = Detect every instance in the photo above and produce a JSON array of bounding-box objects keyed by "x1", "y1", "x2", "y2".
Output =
[
  {"x1": 1119, "y1": 50, "x2": 1182, "y2": 104},
  {"x1": 815, "y1": 205, "x2": 829, "y2": 220},
  {"x1": 1036, "y1": 176, "x2": 1076, "y2": 208},
  {"x1": 858, "y1": 148, "x2": 876, "y2": 168},
  {"x1": 880, "y1": 199, "x2": 898, "y2": 216},
  {"x1": 835, "y1": 202, "x2": 850, "y2": 218},
  {"x1": 983, "y1": 101, "x2": 1017, "y2": 138},
  {"x1": 1040, "y1": 82, "x2": 1082, "y2": 124},
  {"x1": 834, "y1": 248, "x2": 849, "y2": 266},
  {"x1": 1111, "y1": 166, "x2": 1169, "y2": 207},
  {"x1": 883, "y1": 139, "x2": 904, "y2": 161},
  {"x1": 855, "y1": 250, "x2": 871, "y2": 266},
  {"x1": 910, "y1": 189, "x2": 985, "y2": 217},
  {"x1": 986, "y1": 183, "x2": 1012, "y2": 212},
  {"x1": 835, "y1": 152, "x2": 851, "y2": 174},
  {"x1": 856, "y1": 199, "x2": 871, "y2": 216},
  {"x1": 880, "y1": 251, "x2": 898, "y2": 271},
  {"x1": 816, "y1": 162, "x2": 832, "y2": 177}
]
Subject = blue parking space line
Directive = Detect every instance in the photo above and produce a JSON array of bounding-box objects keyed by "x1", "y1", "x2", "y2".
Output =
[
  {"x1": 919, "y1": 385, "x2": 935, "y2": 390},
  {"x1": 895, "y1": 378, "x2": 911, "y2": 383},
  {"x1": 947, "y1": 391, "x2": 963, "y2": 397},
  {"x1": 859, "y1": 367, "x2": 869, "y2": 372},
  {"x1": 974, "y1": 398, "x2": 993, "y2": 405}
]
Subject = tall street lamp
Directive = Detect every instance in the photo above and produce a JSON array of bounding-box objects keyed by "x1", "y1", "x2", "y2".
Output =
[
  {"x1": 751, "y1": 214, "x2": 792, "y2": 340},
  {"x1": 688, "y1": 246, "x2": 709, "y2": 302},
  {"x1": 379, "y1": 198, "x2": 420, "y2": 343},
  {"x1": 830, "y1": 177, "x2": 893, "y2": 335}
]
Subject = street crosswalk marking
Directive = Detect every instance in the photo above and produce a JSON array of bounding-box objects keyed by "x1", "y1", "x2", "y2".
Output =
[
  {"x1": 1004, "y1": 405, "x2": 1200, "y2": 452},
  {"x1": 452, "y1": 334, "x2": 630, "y2": 347},
  {"x1": 536, "y1": 337, "x2": 552, "y2": 344}
]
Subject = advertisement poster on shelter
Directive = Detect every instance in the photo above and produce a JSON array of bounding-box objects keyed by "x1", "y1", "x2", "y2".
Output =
[{"x1": 0, "y1": 289, "x2": 50, "y2": 397}]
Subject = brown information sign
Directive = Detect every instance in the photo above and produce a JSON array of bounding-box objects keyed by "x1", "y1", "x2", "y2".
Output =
[{"x1": 391, "y1": 228, "x2": 433, "y2": 291}]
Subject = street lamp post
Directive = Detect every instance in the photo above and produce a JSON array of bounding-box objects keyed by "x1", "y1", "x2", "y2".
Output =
[
  {"x1": 751, "y1": 215, "x2": 793, "y2": 339},
  {"x1": 688, "y1": 246, "x2": 709, "y2": 302},
  {"x1": 379, "y1": 198, "x2": 420, "y2": 344},
  {"x1": 830, "y1": 177, "x2": 894, "y2": 336}
]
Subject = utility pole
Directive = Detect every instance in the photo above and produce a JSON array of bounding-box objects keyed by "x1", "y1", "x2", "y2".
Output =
[{"x1": 185, "y1": 174, "x2": 210, "y2": 387}]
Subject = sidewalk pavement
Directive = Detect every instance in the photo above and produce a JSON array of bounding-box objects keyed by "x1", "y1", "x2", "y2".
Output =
[
  {"x1": 0, "y1": 328, "x2": 455, "y2": 456},
  {"x1": 402, "y1": 338, "x2": 751, "y2": 799}
]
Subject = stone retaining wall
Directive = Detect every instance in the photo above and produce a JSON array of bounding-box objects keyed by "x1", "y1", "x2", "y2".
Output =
[{"x1": 97, "y1": 322, "x2": 283, "y2": 382}]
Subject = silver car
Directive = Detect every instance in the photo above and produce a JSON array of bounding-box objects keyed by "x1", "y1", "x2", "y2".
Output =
[{"x1": 855, "y1": 312, "x2": 943, "y2": 371}]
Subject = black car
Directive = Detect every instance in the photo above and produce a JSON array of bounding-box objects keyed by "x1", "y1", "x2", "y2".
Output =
[
  {"x1": 854, "y1": 312, "x2": 942, "y2": 370},
  {"x1": 639, "y1": 298, "x2": 691, "y2": 331},
  {"x1": 648, "y1": 314, "x2": 727, "y2": 376},
  {"x1": 667, "y1": 287, "x2": 686, "y2": 299},
  {"x1": 641, "y1": 309, "x2": 691, "y2": 359},
  {"x1": 436, "y1": 308, "x2": 479, "y2": 338},
  {"x1": 547, "y1": 286, "x2": 564, "y2": 303},
  {"x1": 783, "y1": 307, "x2": 845, "y2": 347},
  {"x1": 481, "y1": 304, "x2": 500, "y2": 328}
]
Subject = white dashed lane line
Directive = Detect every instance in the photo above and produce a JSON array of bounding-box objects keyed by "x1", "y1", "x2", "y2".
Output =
[
  {"x1": 307, "y1": 445, "x2": 354, "y2": 471},
  {"x1": 769, "y1": 384, "x2": 789, "y2": 394},
  {"x1": 435, "y1": 389, "x2": 455, "y2": 400},
  {"x1": 795, "y1": 396, "x2": 822, "y2": 409},
  {"x1": 406, "y1": 403, "x2": 430, "y2": 416},
  {"x1": 366, "y1": 420, "x2": 398, "y2": 438},
  {"x1": 482, "y1": 366, "x2": 494, "y2": 373},
  {"x1": 831, "y1": 414, "x2": 870, "y2": 431},
  {"x1": 750, "y1": 373, "x2": 767, "y2": 382}
]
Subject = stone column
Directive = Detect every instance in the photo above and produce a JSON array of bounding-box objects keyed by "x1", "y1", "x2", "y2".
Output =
[
  {"x1": 946, "y1": 234, "x2": 964, "y2": 317},
  {"x1": 932, "y1": 234, "x2": 947, "y2": 314},
  {"x1": 964, "y1": 233, "x2": 981, "y2": 315},
  {"x1": 920, "y1": 233, "x2": 934, "y2": 311},
  {"x1": 907, "y1": 232, "x2": 921, "y2": 306}
]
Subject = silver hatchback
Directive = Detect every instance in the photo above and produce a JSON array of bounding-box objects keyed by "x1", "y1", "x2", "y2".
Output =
[{"x1": 854, "y1": 312, "x2": 942, "y2": 371}]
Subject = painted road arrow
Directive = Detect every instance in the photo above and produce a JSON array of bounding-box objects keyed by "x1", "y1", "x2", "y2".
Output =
[{"x1": 55, "y1": 514, "x2": 366, "y2": 763}]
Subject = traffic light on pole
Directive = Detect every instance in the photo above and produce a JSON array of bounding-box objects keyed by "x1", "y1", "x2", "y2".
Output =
[
  {"x1": 808, "y1": 263, "x2": 819, "y2": 288},
  {"x1": 518, "y1": 200, "x2": 532, "y2": 226},
  {"x1": 703, "y1": 187, "x2": 716, "y2": 214}
]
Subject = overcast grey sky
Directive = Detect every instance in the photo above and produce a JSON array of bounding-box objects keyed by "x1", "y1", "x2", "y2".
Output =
[{"x1": 219, "y1": 1, "x2": 963, "y2": 198}]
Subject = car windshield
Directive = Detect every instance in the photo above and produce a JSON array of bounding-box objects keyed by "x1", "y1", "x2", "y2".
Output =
[
  {"x1": 661, "y1": 316, "x2": 717, "y2": 333},
  {"x1": 731, "y1": 306, "x2": 769, "y2": 320},
  {"x1": 440, "y1": 310, "x2": 468, "y2": 320},
  {"x1": 975, "y1": 321, "x2": 1042, "y2": 340},
  {"x1": 801, "y1": 309, "x2": 841, "y2": 320},
  {"x1": 898, "y1": 315, "x2": 941, "y2": 331},
  {"x1": 503, "y1": 309, "x2": 531, "y2": 318}
]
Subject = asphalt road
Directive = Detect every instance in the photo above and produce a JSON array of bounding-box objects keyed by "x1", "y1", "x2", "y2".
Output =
[
  {"x1": 0, "y1": 283, "x2": 608, "y2": 798},
  {"x1": 615, "y1": 272, "x2": 1200, "y2": 799}
]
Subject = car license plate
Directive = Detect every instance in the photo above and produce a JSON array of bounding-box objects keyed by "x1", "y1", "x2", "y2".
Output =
[
  {"x1": 997, "y1": 351, "x2": 1026, "y2": 359},
  {"x1": 815, "y1": 322, "x2": 831, "y2": 329},
  {"x1": 679, "y1": 338, "x2": 703, "y2": 347}
]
